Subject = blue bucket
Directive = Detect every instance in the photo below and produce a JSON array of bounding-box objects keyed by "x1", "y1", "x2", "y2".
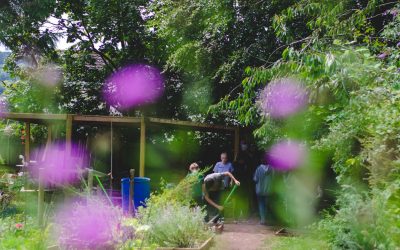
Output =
[{"x1": 121, "y1": 177, "x2": 150, "y2": 213}]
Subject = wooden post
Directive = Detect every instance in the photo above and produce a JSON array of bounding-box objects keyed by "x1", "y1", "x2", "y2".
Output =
[
  {"x1": 24, "y1": 122, "x2": 30, "y2": 163},
  {"x1": 139, "y1": 117, "x2": 146, "y2": 177},
  {"x1": 65, "y1": 114, "x2": 73, "y2": 156},
  {"x1": 234, "y1": 127, "x2": 240, "y2": 161},
  {"x1": 129, "y1": 169, "x2": 135, "y2": 215},
  {"x1": 38, "y1": 168, "x2": 44, "y2": 227},
  {"x1": 42, "y1": 125, "x2": 52, "y2": 161},
  {"x1": 88, "y1": 169, "x2": 93, "y2": 198}
]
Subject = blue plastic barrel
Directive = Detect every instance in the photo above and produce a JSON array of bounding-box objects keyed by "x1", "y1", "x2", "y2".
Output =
[
  {"x1": 121, "y1": 178, "x2": 130, "y2": 213},
  {"x1": 121, "y1": 177, "x2": 150, "y2": 213},
  {"x1": 133, "y1": 177, "x2": 150, "y2": 208}
]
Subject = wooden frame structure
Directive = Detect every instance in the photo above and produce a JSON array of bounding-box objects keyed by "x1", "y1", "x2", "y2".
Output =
[{"x1": 2, "y1": 113, "x2": 240, "y2": 177}]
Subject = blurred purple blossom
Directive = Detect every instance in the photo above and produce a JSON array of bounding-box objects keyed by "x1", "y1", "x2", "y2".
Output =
[
  {"x1": 55, "y1": 198, "x2": 122, "y2": 248},
  {"x1": 260, "y1": 78, "x2": 308, "y2": 118},
  {"x1": 377, "y1": 52, "x2": 388, "y2": 60},
  {"x1": 0, "y1": 97, "x2": 8, "y2": 118},
  {"x1": 30, "y1": 142, "x2": 87, "y2": 186},
  {"x1": 390, "y1": 9, "x2": 399, "y2": 17},
  {"x1": 396, "y1": 41, "x2": 400, "y2": 48},
  {"x1": 34, "y1": 65, "x2": 62, "y2": 87},
  {"x1": 384, "y1": 9, "x2": 399, "y2": 17},
  {"x1": 266, "y1": 140, "x2": 308, "y2": 171},
  {"x1": 103, "y1": 64, "x2": 164, "y2": 109}
]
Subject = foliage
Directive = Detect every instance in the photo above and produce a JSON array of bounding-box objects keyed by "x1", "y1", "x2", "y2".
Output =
[
  {"x1": 318, "y1": 181, "x2": 400, "y2": 249},
  {"x1": 0, "y1": 52, "x2": 11, "y2": 84},
  {"x1": 136, "y1": 171, "x2": 212, "y2": 248},
  {"x1": 143, "y1": 205, "x2": 210, "y2": 248},
  {"x1": 212, "y1": 0, "x2": 400, "y2": 248},
  {"x1": 0, "y1": 173, "x2": 25, "y2": 216},
  {"x1": 148, "y1": 0, "x2": 296, "y2": 118},
  {"x1": 0, "y1": 216, "x2": 50, "y2": 250},
  {"x1": 0, "y1": 0, "x2": 177, "y2": 116},
  {"x1": 146, "y1": 168, "x2": 205, "y2": 207},
  {"x1": 116, "y1": 218, "x2": 157, "y2": 250}
]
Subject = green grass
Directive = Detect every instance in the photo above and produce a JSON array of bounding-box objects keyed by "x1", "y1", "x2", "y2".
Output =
[{"x1": 267, "y1": 235, "x2": 330, "y2": 250}]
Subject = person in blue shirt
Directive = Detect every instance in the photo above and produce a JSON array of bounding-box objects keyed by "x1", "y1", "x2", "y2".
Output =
[
  {"x1": 213, "y1": 152, "x2": 234, "y2": 189},
  {"x1": 253, "y1": 157, "x2": 274, "y2": 225}
]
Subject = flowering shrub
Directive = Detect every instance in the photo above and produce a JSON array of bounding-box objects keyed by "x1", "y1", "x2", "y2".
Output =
[
  {"x1": 0, "y1": 216, "x2": 49, "y2": 249},
  {"x1": 54, "y1": 198, "x2": 123, "y2": 249},
  {"x1": 0, "y1": 173, "x2": 25, "y2": 216},
  {"x1": 144, "y1": 205, "x2": 211, "y2": 248},
  {"x1": 136, "y1": 172, "x2": 212, "y2": 248}
]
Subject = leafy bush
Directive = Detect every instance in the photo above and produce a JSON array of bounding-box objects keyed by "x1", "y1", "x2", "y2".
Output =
[
  {"x1": 54, "y1": 197, "x2": 124, "y2": 249},
  {"x1": 318, "y1": 182, "x2": 400, "y2": 249},
  {"x1": 136, "y1": 171, "x2": 212, "y2": 248},
  {"x1": 0, "y1": 173, "x2": 25, "y2": 217},
  {"x1": 144, "y1": 205, "x2": 211, "y2": 248},
  {"x1": 0, "y1": 216, "x2": 50, "y2": 250}
]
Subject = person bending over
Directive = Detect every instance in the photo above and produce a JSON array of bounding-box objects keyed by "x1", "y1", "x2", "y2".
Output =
[{"x1": 202, "y1": 172, "x2": 240, "y2": 222}]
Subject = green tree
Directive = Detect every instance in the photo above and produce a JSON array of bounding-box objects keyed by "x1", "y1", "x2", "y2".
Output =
[
  {"x1": 216, "y1": 1, "x2": 400, "y2": 248},
  {"x1": 148, "y1": 0, "x2": 297, "y2": 118}
]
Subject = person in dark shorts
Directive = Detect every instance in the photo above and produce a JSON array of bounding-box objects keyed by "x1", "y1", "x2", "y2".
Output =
[{"x1": 202, "y1": 172, "x2": 240, "y2": 222}]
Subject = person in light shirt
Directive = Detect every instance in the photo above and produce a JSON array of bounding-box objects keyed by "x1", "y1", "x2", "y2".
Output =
[{"x1": 213, "y1": 152, "x2": 234, "y2": 189}]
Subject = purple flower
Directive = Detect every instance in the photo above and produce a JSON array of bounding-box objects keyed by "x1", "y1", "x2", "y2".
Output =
[
  {"x1": 30, "y1": 142, "x2": 87, "y2": 186},
  {"x1": 103, "y1": 64, "x2": 164, "y2": 109},
  {"x1": 34, "y1": 65, "x2": 62, "y2": 87},
  {"x1": 0, "y1": 97, "x2": 8, "y2": 118},
  {"x1": 266, "y1": 140, "x2": 308, "y2": 171},
  {"x1": 377, "y1": 52, "x2": 388, "y2": 60},
  {"x1": 260, "y1": 78, "x2": 308, "y2": 118},
  {"x1": 55, "y1": 198, "x2": 122, "y2": 248},
  {"x1": 396, "y1": 41, "x2": 400, "y2": 48},
  {"x1": 384, "y1": 9, "x2": 399, "y2": 17}
]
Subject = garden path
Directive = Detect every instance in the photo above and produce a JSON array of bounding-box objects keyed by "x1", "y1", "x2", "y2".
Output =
[{"x1": 210, "y1": 220, "x2": 276, "y2": 250}]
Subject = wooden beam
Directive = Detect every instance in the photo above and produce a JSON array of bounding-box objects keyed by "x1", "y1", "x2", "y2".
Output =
[
  {"x1": 3, "y1": 113, "x2": 238, "y2": 132},
  {"x1": 234, "y1": 127, "x2": 240, "y2": 161},
  {"x1": 139, "y1": 117, "x2": 146, "y2": 177},
  {"x1": 2, "y1": 112, "x2": 67, "y2": 124},
  {"x1": 24, "y1": 122, "x2": 30, "y2": 163},
  {"x1": 73, "y1": 115, "x2": 141, "y2": 124},
  {"x1": 148, "y1": 117, "x2": 236, "y2": 131},
  {"x1": 42, "y1": 125, "x2": 52, "y2": 161},
  {"x1": 65, "y1": 114, "x2": 73, "y2": 156}
]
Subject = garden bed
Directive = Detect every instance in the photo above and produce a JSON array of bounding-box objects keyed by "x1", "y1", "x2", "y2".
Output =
[{"x1": 47, "y1": 236, "x2": 214, "y2": 250}]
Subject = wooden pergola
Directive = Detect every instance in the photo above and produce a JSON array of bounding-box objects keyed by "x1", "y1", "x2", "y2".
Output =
[{"x1": 2, "y1": 113, "x2": 240, "y2": 177}]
